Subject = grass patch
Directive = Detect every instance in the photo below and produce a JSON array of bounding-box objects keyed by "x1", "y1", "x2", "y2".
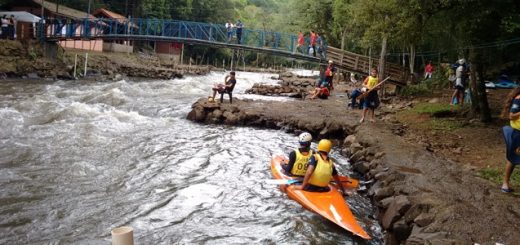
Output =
[
  {"x1": 399, "y1": 74, "x2": 451, "y2": 97},
  {"x1": 478, "y1": 167, "x2": 520, "y2": 195},
  {"x1": 396, "y1": 102, "x2": 466, "y2": 131},
  {"x1": 408, "y1": 103, "x2": 454, "y2": 115},
  {"x1": 428, "y1": 118, "x2": 464, "y2": 130}
]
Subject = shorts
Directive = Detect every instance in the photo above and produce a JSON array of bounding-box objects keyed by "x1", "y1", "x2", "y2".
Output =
[{"x1": 503, "y1": 126, "x2": 520, "y2": 165}]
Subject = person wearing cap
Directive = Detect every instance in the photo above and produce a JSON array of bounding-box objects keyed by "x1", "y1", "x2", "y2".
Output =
[
  {"x1": 211, "y1": 71, "x2": 237, "y2": 103},
  {"x1": 450, "y1": 59, "x2": 467, "y2": 105},
  {"x1": 293, "y1": 139, "x2": 345, "y2": 193},
  {"x1": 281, "y1": 132, "x2": 314, "y2": 177},
  {"x1": 324, "y1": 60, "x2": 336, "y2": 90},
  {"x1": 500, "y1": 87, "x2": 520, "y2": 193}
]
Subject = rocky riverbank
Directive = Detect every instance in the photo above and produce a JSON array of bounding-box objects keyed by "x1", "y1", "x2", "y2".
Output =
[
  {"x1": 0, "y1": 40, "x2": 209, "y2": 81},
  {"x1": 186, "y1": 96, "x2": 519, "y2": 244}
]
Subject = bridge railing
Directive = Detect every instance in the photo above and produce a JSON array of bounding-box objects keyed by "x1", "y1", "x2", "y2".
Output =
[{"x1": 41, "y1": 18, "x2": 327, "y2": 58}]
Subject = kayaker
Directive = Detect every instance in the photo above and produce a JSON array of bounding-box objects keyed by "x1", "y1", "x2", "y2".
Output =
[
  {"x1": 281, "y1": 132, "x2": 314, "y2": 177},
  {"x1": 294, "y1": 139, "x2": 346, "y2": 193}
]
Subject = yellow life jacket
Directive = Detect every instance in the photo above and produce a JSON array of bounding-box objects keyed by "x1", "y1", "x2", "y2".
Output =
[
  {"x1": 308, "y1": 153, "x2": 333, "y2": 187},
  {"x1": 367, "y1": 76, "x2": 378, "y2": 89},
  {"x1": 291, "y1": 149, "x2": 313, "y2": 176}
]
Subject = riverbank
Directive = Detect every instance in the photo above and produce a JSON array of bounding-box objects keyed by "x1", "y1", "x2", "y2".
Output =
[
  {"x1": 0, "y1": 40, "x2": 293, "y2": 81},
  {"x1": 187, "y1": 87, "x2": 519, "y2": 244}
]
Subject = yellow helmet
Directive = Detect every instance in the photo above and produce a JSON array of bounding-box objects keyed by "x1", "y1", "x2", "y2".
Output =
[{"x1": 317, "y1": 139, "x2": 332, "y2": 153}]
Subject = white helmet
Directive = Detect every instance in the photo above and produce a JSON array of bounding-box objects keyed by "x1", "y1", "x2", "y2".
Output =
[
  {"x1": 298, "y1": 132, "x2": 312, "y2": 144},
  {"x1": 458, "y1": 59, "x2": 466, "y2": 65}
]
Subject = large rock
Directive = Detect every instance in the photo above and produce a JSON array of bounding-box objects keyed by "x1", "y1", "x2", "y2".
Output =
[
  {"x1": 186, "y1": 106, "x2": 206, "y2": 122},
  {"x1": 381, "y1": 195, "x2": 411, "y2": 230}
]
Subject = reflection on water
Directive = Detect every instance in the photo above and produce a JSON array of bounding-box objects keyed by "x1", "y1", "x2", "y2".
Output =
[{"x1": 0, "y1": 71, "x2": 382, "y2": 244}]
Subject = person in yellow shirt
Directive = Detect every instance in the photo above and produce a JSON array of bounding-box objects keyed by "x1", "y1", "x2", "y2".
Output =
[
  {"x1": 360, "y1": 68, "x2": 380, "y2": 123},
  {"x1": 294, "y1": 139, "x2": 345, "y2": 193},
  {"x1": 500, "y1": 87, "x2": 520, "y2": 193},
  {"x1": 281, "y1": 132, "x2": 314, "y2": 177}
]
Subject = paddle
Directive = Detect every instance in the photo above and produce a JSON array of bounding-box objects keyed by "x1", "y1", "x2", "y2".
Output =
[
  {"x1": 357, "y1": 76, "x2": 391, "y2": 101},
  {"x1": 265, "y1": 177, "x2": 373, "y2": 186},
  {"x1": 264, "y1": 179, "x2": 302, "y2": 185}
]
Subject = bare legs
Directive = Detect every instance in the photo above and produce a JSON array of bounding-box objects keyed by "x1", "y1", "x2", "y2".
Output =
[
  {"x1": 502, "y1": 160, "x2": 515, "y2": 191},
  {"x1": 360, "y1": 108, "x2": 375, "y2": 123}
]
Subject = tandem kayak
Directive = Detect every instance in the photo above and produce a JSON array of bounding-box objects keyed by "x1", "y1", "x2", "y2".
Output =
[{"x1": 270, "y1": 155, "x2": 371, "y2": 240}]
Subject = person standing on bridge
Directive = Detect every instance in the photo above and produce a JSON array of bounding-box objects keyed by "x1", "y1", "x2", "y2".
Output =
[
  {"x1": 296, "y1": 31, "x2": 304, "y2": 54},
  {"x1": 225, "y1": 21, "x2": 234, "y2": 42},
  {"x1": 310, "y1": 30, "x2": 317, "y2": 57},
  {"x1": 235, "y1": 20, "x2": 243, "y2": 44}
]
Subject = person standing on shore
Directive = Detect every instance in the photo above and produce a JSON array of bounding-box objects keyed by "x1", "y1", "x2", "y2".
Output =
[
  {"x1": 324, "y1": 60, "x2": 336, "y2": 91},
  {"x1": 450, "y1": 59, "x2": 466, "y2": 105},
  {"x1": 500, "y1": 87, "x2": 520, "y2": 193},
  {"x1": 424, "y1": 61, "x2": 434, "y2": 79},
  {"x1": 235, "y1": 20, "x2": 243, "y2": 44},
  {"x1": 359, "y1": 68, "x2": 380, "y2": 123}
]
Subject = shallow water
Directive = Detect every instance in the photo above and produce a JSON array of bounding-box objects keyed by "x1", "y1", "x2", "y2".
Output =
[{"x1": 0, "y1": 71, "x2": 382, "y2": 244}]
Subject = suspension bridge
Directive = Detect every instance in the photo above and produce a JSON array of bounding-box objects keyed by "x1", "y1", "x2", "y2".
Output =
[{"x1": 40, "y1": 18, "x2": 408, "y2": 85}]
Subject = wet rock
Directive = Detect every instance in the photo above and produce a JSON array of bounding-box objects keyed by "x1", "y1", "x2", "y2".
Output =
[
  {"x1": 414, "y1": 213, "x2": 434, "y2": 227},
  {"x1": 404, "y1": 203, "x2": 427, "y2": 223},
  {"x1": 350, "y1": 149, "x2": 366, "y2": 162},
  {"x1": 26, "y1": 72, "x2": 39, "y2": 79},
  {"x1": 406, "y1": 226, "x2": 454, "y2": 245},
  {"x1": 392, "y1": 218, "x2": 412, "y2": 241},
  {"x1": 384, "y1": 233, "x2": 399, "y2": 245},
  {"x1": 353, "y1": 161, "x2": 370, "y2": 174},
  {"x1": 349, "y1": 142, "x2": 363, "y2": 155},
  {"x1": 374, "y1": 187, "x2": 395, "y2": 202},
  {"x1": 381, "y1": 195, "x2": 411, "y2": 230},
  {"x1": 378, "y1": 196, "x2": 395, "y2": 209},
  {"x1": 186, "y1": 106, "x2": 206, "y2": 122},
  {"x1": 343, "y1": 135, "x2": 357, "y2": 147}
]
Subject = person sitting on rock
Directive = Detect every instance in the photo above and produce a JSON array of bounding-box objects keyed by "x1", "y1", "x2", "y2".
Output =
[
  {"x1": 281, "y1": 132, "x2": 314, "y2": 177},
  {"x1": 212, "y1": 71, "x2": 236, "y2": 103},
  {"x1": 293, "y1": 139, "x2": 345, "y2": 193},
  {"x1": 308, "y1": 78, "x2": 330, "y2": 100}
]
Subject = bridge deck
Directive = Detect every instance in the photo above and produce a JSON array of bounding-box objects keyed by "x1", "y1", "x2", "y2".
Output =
[{"x1": 41, "y1": 18, "x2": 407, "y2": 84}]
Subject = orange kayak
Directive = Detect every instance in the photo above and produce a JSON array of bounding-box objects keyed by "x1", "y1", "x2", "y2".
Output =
[{"x1": 270, "y1": 155, "x2": 371, "y2": 240}]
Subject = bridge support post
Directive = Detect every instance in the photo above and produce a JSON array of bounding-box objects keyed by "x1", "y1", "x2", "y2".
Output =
[{"x1": 180, "y1": 43, "x2": 184, "y2": 65}]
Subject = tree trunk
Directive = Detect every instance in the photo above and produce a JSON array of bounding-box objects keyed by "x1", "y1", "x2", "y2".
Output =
[
  {"x1": 469, "y1": 49, "x2": 491, "y2": 122},
  {"x1": 409, "y1": 45, "x2": 415, "y2": 74},
  {"x1": 340, "y1": 26, "x2": 348, "y2": 50},
  {"x1": 379, "y1": 35, "x2": 388, "y2": 97}
]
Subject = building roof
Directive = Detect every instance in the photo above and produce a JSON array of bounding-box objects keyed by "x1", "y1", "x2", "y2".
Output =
[
  {"x1": 0, "y1": 11, "x2": 41, "y2": 23},
  {"x1": 32, "y1": 0, "x2": 95, "y2": 19},
  {"x1": 92, "y1": 8, "x2": 126, "y2": 20}
]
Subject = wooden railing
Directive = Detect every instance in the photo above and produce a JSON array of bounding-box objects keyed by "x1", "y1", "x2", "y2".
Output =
[{"x1": 326, "y1": 46, "x2": 408, "y2": 86}]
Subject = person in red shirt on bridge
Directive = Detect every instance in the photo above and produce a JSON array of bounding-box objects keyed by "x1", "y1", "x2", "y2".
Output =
[
  {"x1": 310, "y1": 30, "x2": 317, "y2": 57},
  {"x1": 297, "y1": 31, "x2": 304, "y2": 54}
]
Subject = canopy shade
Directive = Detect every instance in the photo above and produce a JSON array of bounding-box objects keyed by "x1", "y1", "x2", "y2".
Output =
[{"x1": 0, "y1": 11, "x2": 41, "y2": 23}]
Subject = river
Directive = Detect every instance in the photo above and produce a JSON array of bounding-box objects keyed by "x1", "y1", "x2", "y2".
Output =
[{"x1": 0, "y1": 71, "x2": 382, "y2": 244}]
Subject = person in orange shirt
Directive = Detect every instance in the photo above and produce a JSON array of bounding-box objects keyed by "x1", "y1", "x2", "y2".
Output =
[{"x1": 296, "y1": 31, "x2": 304, "y2": 54}]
